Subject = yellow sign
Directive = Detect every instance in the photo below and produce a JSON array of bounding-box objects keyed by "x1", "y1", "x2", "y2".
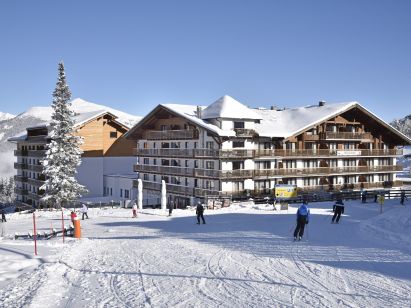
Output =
[{"x1": 274, "y1": 185, "x2": 297, "y2": 199}]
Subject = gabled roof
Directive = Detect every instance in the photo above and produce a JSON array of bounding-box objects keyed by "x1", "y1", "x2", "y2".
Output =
[
  {"x1": 201, "y1": 95, "x2": 262, "y2": 120},
  {"x1": 125, "y1": 104, "x2": 236, "y2": 139},
  {"x1": 8, "y1": 110, "x2": 127, "y2": 142},
  {"x1": 254, "y1": 102, "x2": 358, "y2": 138}
]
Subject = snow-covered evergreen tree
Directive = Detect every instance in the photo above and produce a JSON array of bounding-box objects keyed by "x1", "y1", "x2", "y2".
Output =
[{"x1": 41, "y1": 62, "x2": 87, "y2": 208}]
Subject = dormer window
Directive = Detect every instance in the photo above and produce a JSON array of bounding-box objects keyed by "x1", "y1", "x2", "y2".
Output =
[
  {"x1": 110, "y1": 131, "x2": 118, "y2": 138},
  {"x1": 234, "y1": 121, "x2": 245, "y2": 129}
]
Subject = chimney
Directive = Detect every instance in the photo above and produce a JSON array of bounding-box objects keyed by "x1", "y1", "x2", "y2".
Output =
[
  {"x1": 196, "y1": 106, "x2": 202, "y2": 118},
  {"x1": 319, "y1": 101, "x2": 326, "y2": 107}
]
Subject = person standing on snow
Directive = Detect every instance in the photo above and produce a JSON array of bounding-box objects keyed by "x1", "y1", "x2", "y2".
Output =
[
  {"x1": 196, "y1": 202, "x2": 206, "y2": 224},
  {"x1": 81, "y1": 204, "x2": 89, "y2": 220},
  {"x1": 400, "y1": 190, "x2": 407, "y2": 205},
  {"x1": 132, "y1": 202, "x2": 138, "y2": 218},
  {"x1": 332, "y1": 199, "x2": 345, "y2": 224},
  {"x1": 168, "y1": 201, "x2": 174, "y2": 217},
  {"x1": 70, "y1": 211, "x2": 77, "y2": 225},
  {"x1": 293, "y1": 200, "x2": 310, "y2": 241},
  {"x1": 1, "y1": 208, "x2": 6, "y2": 222}
]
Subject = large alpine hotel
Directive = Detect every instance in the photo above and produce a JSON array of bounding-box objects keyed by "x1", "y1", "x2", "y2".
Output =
[{"x1": 126, "y1": 96, "x2": 411, "y2": 207}]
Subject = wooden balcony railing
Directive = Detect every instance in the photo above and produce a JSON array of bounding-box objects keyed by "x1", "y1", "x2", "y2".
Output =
[
  {"x1": 14, "y1": 150, "x2": 28, "y2": 156},
  {"x1": 134, "y1": 148, "x2": 402, "y2": 159},
  {"x1": 14, "y1": 175, "x2": 28, "y2": 182},
  {"x1": 27, "y1": 178, "x2": 45, "y2": 186},
  {"x1": 14, "y1": 187, "x2": 28, "y2": 195},
  {"x1": 234, "y1": 128, "x2": 257, "y2": 138},
  {"x1": 14, "y1": 162, "x2": 28, "y2": 169},
  {"x1": 134, "y1": 164, "x2": 194, "y2": 176},
  {"x1": 27, "y1": 164, "x2": 43, "y2": 172},
  {"x1": 27, "y1": 150, "x2": 46, "y2": 157},
  {"x1": 302, "y1": 133, "x2": 319, "y2": 141},
  {"x1": 146, "y1": 129, "x2": 198, "y2": 140},
  {"x1": 322, "y1": 132, "x2": 373, "y2": 140},
  {"x1": 298, "y1": 180, "x2": 403, "y2": 192}
]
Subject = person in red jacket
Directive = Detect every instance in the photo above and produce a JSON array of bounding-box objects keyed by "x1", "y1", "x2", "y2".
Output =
[{"x1": 70, "y1": 211, "x2": 77, "y2": 225}]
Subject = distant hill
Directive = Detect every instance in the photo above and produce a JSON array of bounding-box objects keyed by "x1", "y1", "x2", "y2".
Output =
[{"x1": 0, "y1": 98, "x2": 142, "y2": 178}]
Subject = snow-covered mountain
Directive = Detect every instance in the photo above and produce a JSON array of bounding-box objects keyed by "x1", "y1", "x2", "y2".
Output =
[
  {"x1": 391, "y1": 114, "x2": 411, "y2": 139},
  {"x1": 0, "y1": 99, "x2": 142, "y2": 178},
  {"x1": 0, "y1": 112, "x2": 15, "y2": 122}
]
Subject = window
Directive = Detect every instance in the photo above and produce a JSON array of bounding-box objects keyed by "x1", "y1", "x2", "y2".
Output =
[
  {"x1": 110, "y1": 188, "x2": 113, "y2": 196},
  {"x1": 206, "y1": 161, "x2": 214, "y2": 169},
  {"x1": 143, "y1": 158, "x2": 149, "y2": 164},
  {"x1": 160, "y1": 125, "x2": 168, "y2": 131},
  {"x1": 153, "y1": 159, "x2": 157, "y2": 165},
  {"x1": 110, "y1": 131, "x2": 118, "y2": 138},
  {"x1": 194, "y1": 142, "x2": 198, "y2": 149},
  {"x1": 234, "y1": 121, "x2": 245, "y2": 129},
  {"x1": 120, "y1": 189, "x2": 123, "y2": 197},
  {"x1": 153, "y1": 175, "x2": 156, "y2": 182},
  {"x1": 125, "y1": 190, "x2": 130, "y2": 199},
  {"x1": 194, "y1": 160, "x2": 199, "y2": 168},
  {"x1": 185, "y1": 160, "x2": 189, "y2": 167},
  {"x1": 233, "y1": 141, "x2": 245, "y2": 148},
  {"x1": 206, "y1": 141, "x2": 214, "y2": 149},
  {"x1": 194, "y1": 179, "x2": 198, "y2": 187},
  {"x1": 185, "y1": 178, "x2": 188, "y2": 186},
  {"x1": 232, "y1": 161, "x2": 243, "y2": 170},
  {"x1": 143, "y1": 174, "x2": 149, "y2": 180},
  {"x1": 185, "y1": 142, "x2": 188, "y2": 149}
]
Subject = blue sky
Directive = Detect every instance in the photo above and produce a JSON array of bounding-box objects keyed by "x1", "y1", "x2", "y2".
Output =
[{"x1": 0, "y1": 0, "x2": 410, "y2": 122}]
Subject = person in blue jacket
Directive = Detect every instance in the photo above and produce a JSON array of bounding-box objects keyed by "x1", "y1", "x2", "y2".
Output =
[{"x1": 293, "y1": 200, "x2": 310, "y2": 241}]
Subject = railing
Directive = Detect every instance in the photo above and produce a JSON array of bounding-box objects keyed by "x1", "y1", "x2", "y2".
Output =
[
  {"x1": 194, "y1": 188, "x2": 221, "y2": 197},
  {"x1": 253, "y1": 165, "x2": 402, "y2": 177},
  {"x1": 234, "y1": 128, "x2": 257, "y2": 137},
  {"x1": 134, "y1": 147, "x2": 402, "y2": 159},
  {"x1": 14, "y1": 188, "x2": 28, "y2": 195},
  {"x1": 322, "y1": 132, "x2": 373, "y2": 140},
  {"x1": 255, "y1": 148, "x2": 402, "y2": 158},
  {"x1": 194, "y1": 169, "x2": 221, "y2": 178},
  {"x1": 14, "y1": 150, "x2": 28, "y2": 156},
  {"x1": 146, "y1": 129, "x2": 198, "y2": 140},
  {"x1": 27, "y1": 164, "x2": 43, "y2": 172},
  {"x1": 134, "y1": 164, "x2": 194, "y2": 176},
  {"x1": 220, "y1": 169, "x2": 255, "y2": 179},
  {"x1": 27, "y1": 150, "x2": 46, "y2": 157},
  {"x1": 298, "y1": 180, "x2": 404, "y2": 192},
  {"x1": 14, "y1": 162, "x2": 28, "y2": 169},
  {"x1": 27, "y1": 178, "x2": 45, "y2": 186},
  {"x1": 302, "y1": 133, "x2": 319, "y2": 141},
  {"x1": 14, "y1": 175, "x2": 28, "y2": 182}
]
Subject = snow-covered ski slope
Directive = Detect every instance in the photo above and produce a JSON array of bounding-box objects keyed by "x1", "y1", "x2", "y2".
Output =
[{"x1": 0, "y1": 200, "x2": 410, "y2": 307}]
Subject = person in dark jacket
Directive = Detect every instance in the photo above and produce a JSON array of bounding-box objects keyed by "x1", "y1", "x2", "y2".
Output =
[
  {"x1": 332, "y1": 199, "x2": 345, "y2": 223},
  {"x1": 196, "y1": 202, "x2": 206, "y2": 224},
  {"x1": 293, "y1": 201, "x2": 310, "y2": 241},
  {"x1": 400, "y1": 190, "x2": 407, "y2": 205},
  {"x1": 168, "y1": 201, "x2": 174, "y2": 216},
  {"x1": 361, "y1": 190, "x2": 367, "y2": 203},
  {"x1": 1, "y1": 209, "x2": 6, "y2": 222}
]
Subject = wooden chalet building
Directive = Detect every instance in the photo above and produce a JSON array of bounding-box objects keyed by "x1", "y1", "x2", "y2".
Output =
[
  {"x1": 9, "y1": 108, "x2": 137, "y2": 209},
  {"x1": 126, "y1": 95, "x2": 411, "y2": 207}
]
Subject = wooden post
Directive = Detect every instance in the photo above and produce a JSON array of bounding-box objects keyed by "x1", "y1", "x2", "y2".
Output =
[{"x1": 33, "y1": 212, "x2": 38, "y2": 256}]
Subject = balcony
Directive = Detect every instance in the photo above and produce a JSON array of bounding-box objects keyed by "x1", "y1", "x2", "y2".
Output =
[
  {"x1": 27, "y1": 164, "x2": 43, "y2": 172},
  {"x1": 134, "y1": 164, "x2": 194, "y2": 177},
  {"x1": 14, "y1": 150, "x2": 28, "y2": 156},
  {"x1": 234, "y1": 128, "x2": 257, "y2": 138},
  {"x1": 220, "y1": 169, "x2": 254, "y2": 179},
  {"x1": 253, "y1": 165, "x2": 403, "y2": 178},
  {"x1": 14, "y1": 187, "x2": 28, "y2": 195},
  {"x1": 27, "y1": 178, "x2": 45, "y2": 186},
  {"x1": 134, "y1": 148, "x2": 194, "y2": 158},
  {"x1": 146, "y1": 129, "x2": 198, "y2": 140},
  {"x1": 14, "y1": 175, "x2": 28, "y2": 183},
  {"x1": 14, "y1": 162, "x2": 28, "y2": 169},
  {"x1": 27, "y1": 150, "x2": 46, "y2": 157},
  {"x1": 254, "y1": 148, "x2": 402, "y2": 158},
  {"x1": 194, "y1": 188, "x2": 221, "y2": 197},
  {"x1": 302, "y1": 133, "x2": 319, "y2": 141},
  {"x1": 321, "y1": 132, "x2": 372, "y2": 140}
]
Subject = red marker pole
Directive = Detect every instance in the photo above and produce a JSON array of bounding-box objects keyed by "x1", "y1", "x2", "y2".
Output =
[
  {"x1": 33, "y1": 212, "x2": 38, "y2": 256},
  {"x1": 61, "y1": 208, "x2": 65, "y2": 244}
]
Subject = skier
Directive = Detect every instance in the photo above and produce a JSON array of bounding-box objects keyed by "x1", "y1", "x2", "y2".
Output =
[
  {"x1": 332, "y1": 199, "x2": 345, "y2": 224},
  {"x1": 1, "y1": 208, "x2": 6, "y2": 222},
  {"x1": 132, "y1": 202, "x2": 138, "y2": 218},
  {"x1": 168, "y1": 201, "x2": 174, "y2": 217},
  {"x1": 196, "y1": 201, "x2": 206, "y2": 224},
  {"x1": 400, "y1": 190, "x2": 407, "y2": 205},
  {"x1": 361, "y1": 190, "x2": 367, "y2": 203},
  {"x1": 293, "y1": 200, "x2": 310, "y2": 241},
  {"x1": 0, "y1": 216, "x2": 5, "y2": 237},
  {"x1": 81, "y1": 204, "x2": 89, "y2": 220}
]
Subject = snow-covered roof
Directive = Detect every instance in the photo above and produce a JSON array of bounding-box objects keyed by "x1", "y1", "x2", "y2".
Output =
[
  {"x1": 201, "y1": 95, "x2": 262, "y2": 120},
  {"x1": 254, "y1": 101, "x2": 359, "y2": 138},
  {"x1": 160, "y1": 104, "x2": 236, "y2": 137}
]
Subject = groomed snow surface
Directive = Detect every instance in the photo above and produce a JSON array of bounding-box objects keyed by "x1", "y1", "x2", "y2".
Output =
[{"x1": 1, "y1": 199, "x2": 410, "y2": 308}]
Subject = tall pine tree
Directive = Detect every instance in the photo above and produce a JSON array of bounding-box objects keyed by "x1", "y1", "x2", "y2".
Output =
[{"x1": 41, "y1": 62, "x2": 87, "y2": 208}]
